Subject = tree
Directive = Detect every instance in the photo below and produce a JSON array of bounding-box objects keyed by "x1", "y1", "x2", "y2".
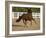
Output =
[{"x1": 12, "y1": 7, "x2": 40, "y2": 13}]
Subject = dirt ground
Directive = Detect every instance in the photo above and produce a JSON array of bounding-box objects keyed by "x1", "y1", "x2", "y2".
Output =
[{"x1": 12, "y1": 18, "x2": 40, "y2": 31}]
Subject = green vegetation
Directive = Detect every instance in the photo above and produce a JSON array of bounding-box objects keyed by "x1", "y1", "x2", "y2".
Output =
[{"x1": 12, "y1": 7, "x2": 40, "y2": 13}]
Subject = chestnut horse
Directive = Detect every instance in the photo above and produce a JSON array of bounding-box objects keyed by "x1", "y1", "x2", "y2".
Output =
[{"x1": 16, "y1": 8, "x2": 37, "y2": 27}]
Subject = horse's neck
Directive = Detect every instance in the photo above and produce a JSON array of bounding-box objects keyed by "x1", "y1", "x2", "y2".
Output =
[{"x1": 28, "y1": 13, "x2": 32, "y2": 14}]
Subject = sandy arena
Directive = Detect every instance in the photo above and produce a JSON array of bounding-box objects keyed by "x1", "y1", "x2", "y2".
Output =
[{"x1": 12, "y1": 18, "x2": 40, "y2": 31}]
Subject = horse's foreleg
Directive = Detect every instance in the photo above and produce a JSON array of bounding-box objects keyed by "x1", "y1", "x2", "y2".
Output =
[
  {"x1": 25, "y1": 21, "x2": 27, "y2": 25},
  {"x1": 23, "y1": 20, "x2": 25, "y2": 25},
  {"x1": 32, "y1": 18, "x2": 37, "y2": 24},
  {"x1": 25, "y1": 20, "x2": 29, "y2": 28},
  {"x1": 31, "y1": 20, "x2": 32, "y2": 25},
  {"x1": 30, "y1": 20, "x2": 32, "y2": 27},
  {"x1": 24, "y1": 20, "x2": 28, "y2": 28},
  {"x1": 23, "y1": 20, "x2": 26, "y2": 25},
  {"x1": 23, "y1": 20, "x2": 26, "y2": 27},
  {"x1": 23, "y1": 20, "x2": 28, "y2": 28}
]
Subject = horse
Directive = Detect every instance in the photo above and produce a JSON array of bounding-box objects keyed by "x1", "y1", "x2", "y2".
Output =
[
  {"x1": 16, "y1": 8, "x2": 37, "y2": 27},
  {"x1": 16, "y1": 14, "x2": 37, "y2": 25}
]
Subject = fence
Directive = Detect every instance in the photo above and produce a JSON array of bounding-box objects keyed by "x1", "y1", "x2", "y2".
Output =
[{"x1": 12, "y1": 12, "x2": 40, "y2": 19}]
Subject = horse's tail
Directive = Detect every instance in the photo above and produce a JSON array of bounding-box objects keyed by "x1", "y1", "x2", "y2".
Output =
[{"x1": 16, "y1": 15, "x2": 23, "y2": 22}]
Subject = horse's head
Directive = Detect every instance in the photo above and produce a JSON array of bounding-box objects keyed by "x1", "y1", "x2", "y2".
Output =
[{"x1": 27, "y1": 8, "x2": 32, "y2": 13}]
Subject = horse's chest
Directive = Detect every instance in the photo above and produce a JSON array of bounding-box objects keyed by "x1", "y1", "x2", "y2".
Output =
[
  {"x1": 22, "y1": 14, "x2": 32, "y2": 20},
  {"x1": 25, "y1": 16, "x2": 32, "y2": 20}
]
